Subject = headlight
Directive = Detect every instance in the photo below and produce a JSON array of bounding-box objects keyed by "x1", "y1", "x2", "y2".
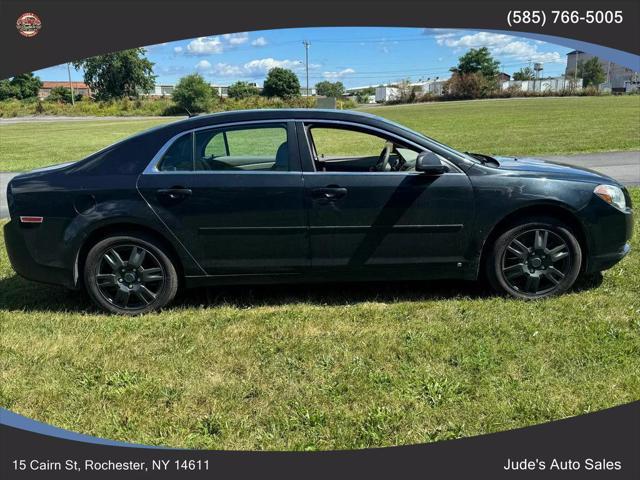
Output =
[{"x1": 594, "y1": 184, "x2": 626, "y2": 210}]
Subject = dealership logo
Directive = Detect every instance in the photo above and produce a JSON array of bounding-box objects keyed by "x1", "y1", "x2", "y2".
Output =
[{"x1": 16, "y1": 12, "x2": 42, "y2": 38}]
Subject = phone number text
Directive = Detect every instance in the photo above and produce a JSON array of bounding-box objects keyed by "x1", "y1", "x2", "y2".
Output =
[{"x1": 507, "y1": 10, "x2": 623, "y2": 28}]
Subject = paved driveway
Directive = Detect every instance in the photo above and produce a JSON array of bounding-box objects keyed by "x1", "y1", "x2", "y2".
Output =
[
  {"x1": 538, "y1": 151, "x2": 640, "y2": 187},
  {"x1": 1, "y1": 151, "x2": 638, "y2": 218},
  {"x1": 0, "y1": 172, "x2": 17, "y2": 218}
]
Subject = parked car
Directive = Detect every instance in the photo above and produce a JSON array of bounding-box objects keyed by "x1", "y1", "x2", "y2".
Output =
[{"x1": 4, "y1": 109, "x2": 633, "y2": 314}]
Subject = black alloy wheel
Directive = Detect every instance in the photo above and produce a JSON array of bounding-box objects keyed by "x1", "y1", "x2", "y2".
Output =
[
  {"x1": 487, "y1": 217, "x2": 582, "y2": 299},
  {"x1": 96, "y1": 244, "x2": 165, "y2": 309},
  {"x1": 84, "y1": 235, "x2": 179, "y2": 314},
  {"x1": 501, "y1": 229, "x2": 571, "y2": 295}
]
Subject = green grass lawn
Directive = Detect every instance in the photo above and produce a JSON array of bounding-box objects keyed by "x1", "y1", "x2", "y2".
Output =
[
  {"x1": 0, "y1": 118, "x2": 174, "y2": 172},
  {"x1": 1, "y1": 188, "x2": 638, "y2": 450},
  {"x1": 359, "y1": 96, "x2": 640, "y2": 156},
  {"x1": 1, "y1": 96, "x2": 639, "y2": 172}
]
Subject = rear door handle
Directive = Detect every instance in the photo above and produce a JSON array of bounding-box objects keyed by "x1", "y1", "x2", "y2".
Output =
[
  {"x1": 311, "y1": 187, "x2": 348, "y2": 201},
  {"x1": 156, "y1": 187, "x2": 192, "y2": 201}
]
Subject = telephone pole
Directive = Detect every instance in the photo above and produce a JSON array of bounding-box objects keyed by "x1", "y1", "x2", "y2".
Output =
[
  {"x1": 67, "y1": 63, "x2": 75, "y2": 106},
  {"x1": 302, "y1": 40, "x2": 310, "y2": 96}
]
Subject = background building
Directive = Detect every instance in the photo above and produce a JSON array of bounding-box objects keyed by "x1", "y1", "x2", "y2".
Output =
[
  {"x1": 565, "y1": 51, "x2": 638, "y2": 92},
  {"x1": 501, "y1": 77, "x2": 582, "y2": 93},
  {"x1": 38, "y1": 81, "x2": 91, "y2": 99}
]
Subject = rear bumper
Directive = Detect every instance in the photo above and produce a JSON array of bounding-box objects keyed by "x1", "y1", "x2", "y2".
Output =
[{"x1": 3, "y1": 220, "x2": 76, "y2": 289}]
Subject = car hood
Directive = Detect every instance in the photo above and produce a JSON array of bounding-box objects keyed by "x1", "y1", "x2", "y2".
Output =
[{"x1": 492, "y1": 156, "x2": 619, "y2": 185}]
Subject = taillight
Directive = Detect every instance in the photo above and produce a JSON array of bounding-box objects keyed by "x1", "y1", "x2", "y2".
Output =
[{"x1": 19, "y1": 216, "x2": 44, "y2": 224}]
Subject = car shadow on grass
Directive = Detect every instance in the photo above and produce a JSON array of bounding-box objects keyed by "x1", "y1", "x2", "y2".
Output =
[{"x1": 0, "y1": 272, "x2": 604, "y2": 314}]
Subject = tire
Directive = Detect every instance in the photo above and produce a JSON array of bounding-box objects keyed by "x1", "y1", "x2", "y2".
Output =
[
  {"x1": 485, "y1": 217, "x2": 582, "y2": 299},
  {"x1": 84, "y1": 234, "x2": 179, "y2": 314}
]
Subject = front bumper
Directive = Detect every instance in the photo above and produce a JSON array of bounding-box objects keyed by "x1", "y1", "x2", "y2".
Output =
[
  {"x1": 587, "y1": 242, "x2": 631, "y2": 273},
  {"x1": 3, "y1": 220, "x2": 76, "y2": 289},
  {"x1": 583, "y1": 200, "x2": 633, "y2": 273}
]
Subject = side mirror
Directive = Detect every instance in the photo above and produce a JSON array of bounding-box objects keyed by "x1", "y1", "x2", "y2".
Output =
[{"x1": 415, "y1": 151, "x2": 448, "y2": 174}]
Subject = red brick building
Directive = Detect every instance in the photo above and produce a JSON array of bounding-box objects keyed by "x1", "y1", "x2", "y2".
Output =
[{"x1": 38, "y1": 81, "x2": 91, "y2": 99}]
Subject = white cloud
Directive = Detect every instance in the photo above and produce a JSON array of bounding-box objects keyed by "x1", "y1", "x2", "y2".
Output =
[
  {"x1": 243, "y1": 58, "x2": 303, "y2": 75},
  {"x1": 252, "y1": 36, "x2": 268, "y2": 47},
  {"x1": 196, "y1": 57, "x2": 319, "y2": 79},
  {"x1": 209, "y1": 62, "x2": 244, "y2": 76},
  {"x1": 173, "y1": 46, "x2": 183, "y2": 53},
  {"x1": 492, "y1": 41, "x2": 562, "y2": 64},
  {"x1": 183, "y1": 33, "x2": 257, "y2": 55},
  {"x1": 435, "y1": 31, "x2": 564, "y2": 64},
  {"x1": 223, "y1": 32, "x2": 249, "y2": 45},
  {"x1": 322, "y1": 68, "x2": 356, "y2": 80},
  {"x1": 436, "y1": 32, "x2": 510, "y2": 49},
  {"x1": 195, "y1": 60, "x2": 213, "y2": 71},
  {"x1": 186, "y1": 37, "x2": 224, "y2": 55}
]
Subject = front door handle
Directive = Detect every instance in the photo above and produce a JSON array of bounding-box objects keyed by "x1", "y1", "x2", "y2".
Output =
[
  {"x1": 156, "y1": 187, "x2": 192, "y2": 202},
  {"x1": 311, "y1": 186, "x2": 348, "y2": 201}
]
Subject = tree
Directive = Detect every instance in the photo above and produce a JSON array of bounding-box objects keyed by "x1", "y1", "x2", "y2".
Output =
[
  {"x1": 262, "y1": 68, "x2": 300, "y2": 98},
  {"x1": 46, "y1": 86, "x2": 82, "y2": 104},
  {"x1": 451, "y1": 47, "x2": 500, "y2": 78},
  {"x1": 448, "y1": 47, "x2": 500, "y2": 98},
  {"x1": 354, "y1": 86, "x2": 375, "y2": 104},
  {"x1": 577, "y1": 57, "x2": 606, "y2": 87},
  {"x1": 315, "y1": 80, "x2": 345, "y2": 98},
  {"x1": 444, "y1": 72, "x2": 496, "y2": 99},
  {"x1": 0, "y1": 79, "x2": 19, "y2": 100},
  {"x1": 172, "y1": 74, "x2": 214, "y2": 114},
  {"x1": 392, "y1": 79, "x2": 420, "y2": 104},
  {"x1": 513, "y1": 67, "x2": 535, "y2": 81},
  {"x1": 73, "y1": 48, "x2": 155, "y2": 100},
  {"x1": 227, "y1": 81, "x2": 260, "y2": 99},
  {"x1": 8, "y1": 73, "x2": 42, "y2": 99}
]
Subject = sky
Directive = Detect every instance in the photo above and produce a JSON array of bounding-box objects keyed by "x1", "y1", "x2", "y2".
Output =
[{"x1": 34, "y1": 27, "x2": 572, "y2": 88}]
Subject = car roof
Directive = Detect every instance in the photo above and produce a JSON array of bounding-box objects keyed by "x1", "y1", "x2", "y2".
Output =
[
  {"x1": 165, "y1": 108, "x2": 389, "y2": 130},
  {"x1": 69, "y1": 108, "x2": 473, "y2": 176}
]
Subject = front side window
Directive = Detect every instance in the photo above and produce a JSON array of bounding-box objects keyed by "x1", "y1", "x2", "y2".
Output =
[
  {"x1": 306, "y1": 125, "x2": 422, "y2": 173},
  {"x1": 157, "y1": 124, "x2": 290, "y2": 172}
]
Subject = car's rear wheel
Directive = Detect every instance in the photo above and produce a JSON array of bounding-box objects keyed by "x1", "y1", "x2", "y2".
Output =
[
  {"x1": 84, "y1": 235, "x2": 178, "y2": 314},
  {"x1": 486, "y1": 217, "x2": 582, "y2": 299}
]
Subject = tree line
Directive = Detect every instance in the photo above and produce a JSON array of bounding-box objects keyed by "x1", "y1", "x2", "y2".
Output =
[{"x1": 1, "y1": 46, "x2": 608, "y2": 108}]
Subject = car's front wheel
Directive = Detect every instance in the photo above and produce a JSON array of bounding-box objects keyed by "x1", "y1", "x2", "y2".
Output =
[
  {"x1": 84, "y1": 234, "x2": 179, "y2": 314},
  {"x1": 486, "y1": 217, "x2": 582, "y2": 299}
]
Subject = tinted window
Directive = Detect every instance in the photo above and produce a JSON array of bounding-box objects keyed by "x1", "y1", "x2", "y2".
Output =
[
  {"x1": 307, "y1": 126, "x2": 421, "y2": 173},
  {"x1": 195, "y1": 125, "x2": 289, "y2": 171},
  {"x1": 311, "y1": 128, "x2": 386, "y2": 159},
  {"x1": 158, "y1": 133, "x2": 193, "y2": 171},
  {"x1": 204, "y1": 132, "x2": 227, "y2": 158}
]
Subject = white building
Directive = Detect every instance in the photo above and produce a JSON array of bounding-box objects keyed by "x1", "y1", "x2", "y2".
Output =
[
  {"x1": 375, "y1": 85, "x2": 400, "y2": 102},
  {"x1": 146, "y1": 84, "x2": 175, "y2": 96},
  {"x1": 501, "y1": 77, "x2": 582, "y2": 93},
  {"x1": 419, "y1": 79, "x2": 448, "y2": 96},
  {"x1": 144, "y1": 83, "x2": 234, "y2": 97},
  {"x1": 566, "y1": 50, "x2": 638, "y2": 91}
]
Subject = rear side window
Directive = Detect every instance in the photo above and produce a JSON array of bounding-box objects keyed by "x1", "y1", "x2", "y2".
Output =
[
  {"x1": 157, "y1": 124, "x2": 290, "y2": 172},
  {"x1": 158, "y1": 133, "x2": 193, "y2": 171},
  {"x1": 195, "y1": 124, "x2": 289, "y2": 171}
]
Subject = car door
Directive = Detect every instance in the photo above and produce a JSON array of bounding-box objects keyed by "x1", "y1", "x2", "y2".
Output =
[
  {"x1": 137, "y1": 121, "x2": 309, "y2": 276},
  {"x1": 297, "y1": 121, "x2": 475, "y2": 279}
]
